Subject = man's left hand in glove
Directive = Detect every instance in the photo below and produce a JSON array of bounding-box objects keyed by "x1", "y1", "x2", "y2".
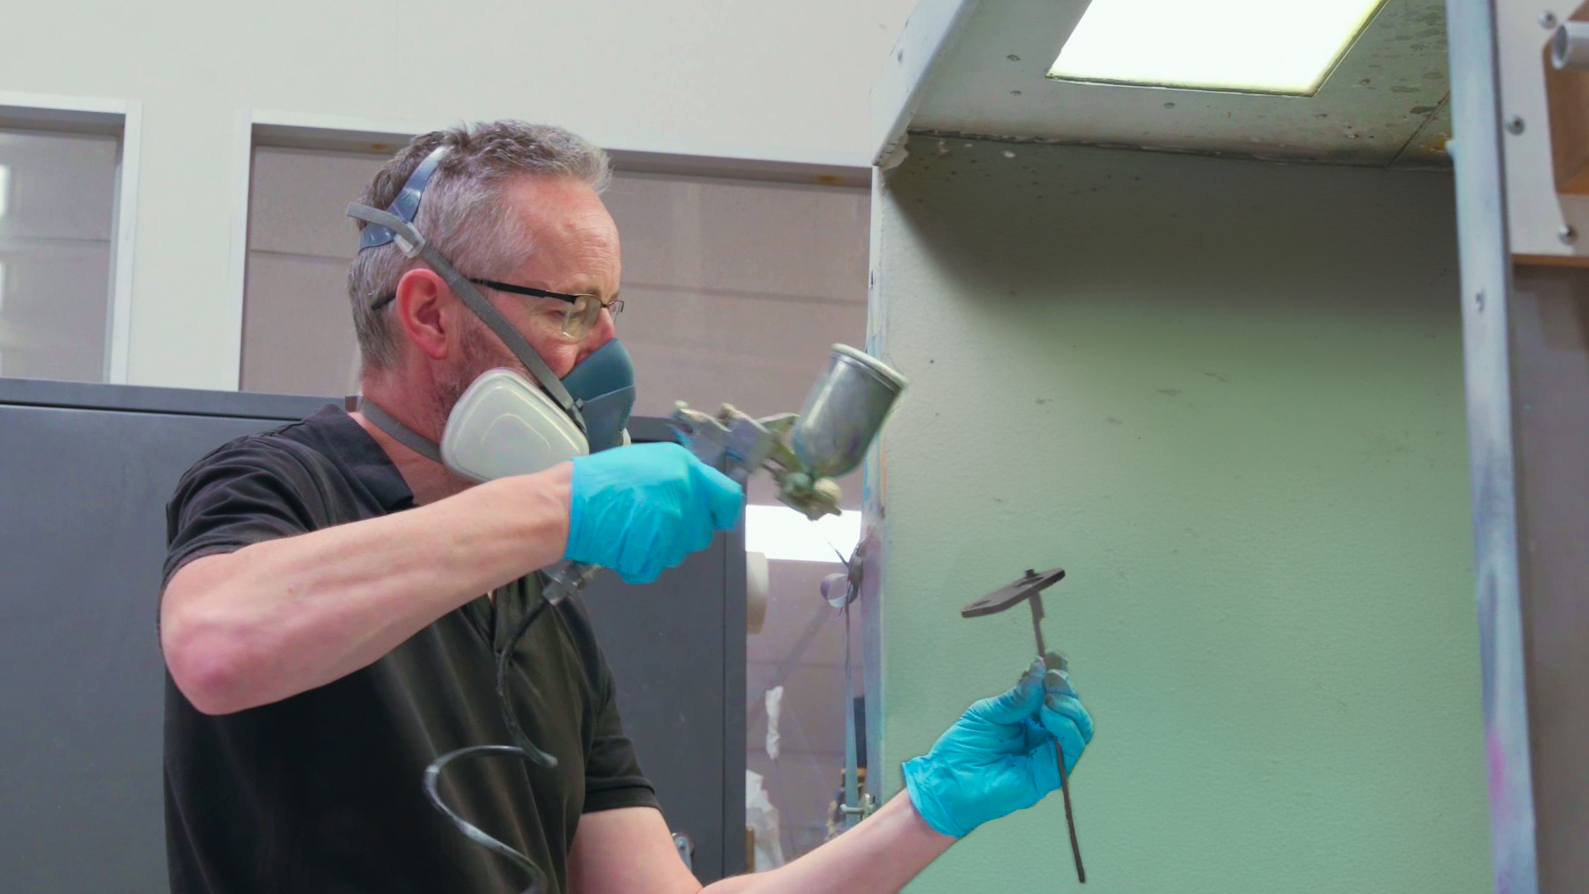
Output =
[{"x1": 902, "y1": 656, "x2": 1094, "y2": 838}]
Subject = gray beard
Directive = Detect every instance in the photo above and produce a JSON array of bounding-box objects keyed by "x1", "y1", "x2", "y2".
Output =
[{"x1": 431, "y1": 321, "x2": 504, "y2": 436}]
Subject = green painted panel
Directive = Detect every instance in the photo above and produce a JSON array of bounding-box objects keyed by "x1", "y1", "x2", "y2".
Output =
[{"x1": 873, "y1": 138, "x2": 1488, "y2": 893}]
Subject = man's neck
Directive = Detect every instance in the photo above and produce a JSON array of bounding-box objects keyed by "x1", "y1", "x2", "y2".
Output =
[{"x1": 354, "y1": 379, "x2": 475, "y2": 506}]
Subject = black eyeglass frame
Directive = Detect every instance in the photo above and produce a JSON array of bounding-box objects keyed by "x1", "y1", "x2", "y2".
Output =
[
  {"x1": 369, "y1": 278, "x2": 623, "y2": 338},
  {"x1": 469, "y1": 279, "x2": 622, "y2": 314}
]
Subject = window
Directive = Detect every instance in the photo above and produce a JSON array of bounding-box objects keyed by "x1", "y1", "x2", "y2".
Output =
[
  {"x1": 0, "y1": 127, "x2": 120, "y2": 382},
  {"x1": 240, "y1": 145, "x2": 379, "y2": 396},
  {"x1": 602, "y1": 172, "x2": 870, "y2": 860},
  {"x1": 599, "y1": 171, "x2": 870, "y2": 861}
]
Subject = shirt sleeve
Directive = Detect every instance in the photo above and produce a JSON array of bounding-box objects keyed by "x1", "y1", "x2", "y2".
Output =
[
  {"x1": 162, "y1": 438, "x2": 328, "y2": 589},
  {"x1": 582, "y1": 649, "x2": 662, "y2": 814},
  {"x1": 556, "y1": 596, "x2": 661, "y2": 814}
]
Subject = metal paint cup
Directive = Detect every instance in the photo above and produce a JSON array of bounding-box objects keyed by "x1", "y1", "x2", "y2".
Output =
[{"x1": 790, "y1": 345, "x2": 907, "y2": 477}]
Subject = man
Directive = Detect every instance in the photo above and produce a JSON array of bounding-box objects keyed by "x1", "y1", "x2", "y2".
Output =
[{"x1": 159, "y1": 120, "x2": 1094, "y2": 894}]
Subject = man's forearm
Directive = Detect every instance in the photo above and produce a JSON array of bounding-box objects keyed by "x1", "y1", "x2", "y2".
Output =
[
  {"x1": 161, "y1": 466, "x2": 571, "y2": 714},
  {"x1": 702, "y1": 795, "x2": 953, "y2": 894}
]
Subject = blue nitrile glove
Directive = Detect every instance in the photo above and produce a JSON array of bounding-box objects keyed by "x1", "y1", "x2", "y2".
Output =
[
  {"x1": 565, "y1": 442, "x2": 745, "y2": 584},
  {"x1": 902, "y1": 657, "x2": 1095, "y2": 838}
]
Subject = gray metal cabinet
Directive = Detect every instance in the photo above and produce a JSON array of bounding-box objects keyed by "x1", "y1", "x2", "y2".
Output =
[{"x1": 0, "y1": 379, "x2": 744, "y2": 892}]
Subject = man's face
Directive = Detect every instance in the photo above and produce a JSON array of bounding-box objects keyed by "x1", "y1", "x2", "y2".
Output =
[{"x1": 439, "y1": 175, "x2": 623, "y2": 405}]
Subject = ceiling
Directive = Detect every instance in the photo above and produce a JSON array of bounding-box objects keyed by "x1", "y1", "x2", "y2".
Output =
[{"x1": 906, "y1": 0, "x2": 1452, "y2": 169}]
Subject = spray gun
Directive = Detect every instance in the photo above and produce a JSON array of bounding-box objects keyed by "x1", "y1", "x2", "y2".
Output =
[
  {"x1": 671, "y1": 345, "x2": 905, "y2": 517},
  {"x1": 545, "y1": 345, "x2": 906, "y2": 596}
]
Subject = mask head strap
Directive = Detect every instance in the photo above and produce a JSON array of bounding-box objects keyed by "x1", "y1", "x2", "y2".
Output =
[
  {"x1": 357, "y1": 397, "x2": 444, "y2": 465},
  {"x1": 357, "y1": 146, "x2": 447, "y2": 251},
  {"x1": 345, "y1": 146, "x2": 586, "y2": 433}
]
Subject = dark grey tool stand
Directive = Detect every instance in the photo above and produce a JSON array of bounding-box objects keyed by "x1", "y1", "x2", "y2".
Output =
[{"x1": 0, "y1": 378, "x2": 745, "y2": 892}]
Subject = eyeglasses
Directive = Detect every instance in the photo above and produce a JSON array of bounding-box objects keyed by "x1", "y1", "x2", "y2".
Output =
[
  {"x1": 468, "y1": 279, "x2": 623, "y2": 341},
  {"x1": 370, "y1": 278, "x2": 624, "y2": 341}
]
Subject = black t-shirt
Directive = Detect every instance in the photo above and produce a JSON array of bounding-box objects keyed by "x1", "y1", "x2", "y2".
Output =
[{"x1": 161, "y1": 405, "x2": 657, "y2": 894}]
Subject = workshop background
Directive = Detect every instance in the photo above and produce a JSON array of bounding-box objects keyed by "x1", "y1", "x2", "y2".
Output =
[{"x1": 0, "y1": 0, "x2": 1504, "y2": 890}]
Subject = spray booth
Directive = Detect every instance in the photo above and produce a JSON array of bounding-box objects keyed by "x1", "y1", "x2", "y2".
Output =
[{"x1": 859, "y1": 1, "x2": 1586, "y2": 893}]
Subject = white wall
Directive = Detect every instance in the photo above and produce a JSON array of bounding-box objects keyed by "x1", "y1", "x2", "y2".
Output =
[{"x1": 0, "y1": 0, "x2": 915, "y2": 389}]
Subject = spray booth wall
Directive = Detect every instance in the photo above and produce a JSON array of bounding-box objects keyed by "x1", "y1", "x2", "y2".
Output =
[{"x1": 871, "y1": 137, "x2": 1490, "y2": 893}]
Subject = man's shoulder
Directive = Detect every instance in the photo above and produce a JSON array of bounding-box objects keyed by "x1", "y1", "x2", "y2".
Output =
[
  {"x1": 178, "y1": 406, "x2": 347, "y2": 482},
  {"x1": 161, "y1": 407, "x2": 360, "y2": 584},
  {"x1": 166, "y1": 407, "x2": 360, "y2": 524}
]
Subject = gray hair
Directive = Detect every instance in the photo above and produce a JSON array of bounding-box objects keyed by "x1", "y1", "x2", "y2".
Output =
[{"x1": 347, "y1": 120, "x2": 611, "y2": 371}]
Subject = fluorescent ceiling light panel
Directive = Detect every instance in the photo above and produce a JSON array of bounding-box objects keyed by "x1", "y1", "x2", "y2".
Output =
[
  {"x1": 1048, "y1": 0, "x2": 1384, "y2": 95},
  {"x1": 745, "y1": 504, "x2": 861, "y2": 563}
]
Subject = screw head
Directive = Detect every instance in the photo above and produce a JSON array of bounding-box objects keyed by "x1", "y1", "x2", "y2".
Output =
[
  {"x1": 1560, "y1": 224, "x2": 1578, "y2": 244},
  {"x1": 1476, "y1": 291, "x2": 1486, "y2": 311},
  {"x1": 1541, "y1": 10, "x2": 1559, "y2": 28},
  {"x1": 1507, "y1": 116, "x2": 1526, "y2": 134}
]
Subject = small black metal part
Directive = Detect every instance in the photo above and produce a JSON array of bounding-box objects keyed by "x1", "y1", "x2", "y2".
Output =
[
  {"x1": 1056, "y1": 742, "x2": 1085, "y2": 883},
  {"x1": 959, "y1": 566, "x2": 1084, "y2": 884},
  {"x1": 958, "y1": 566, "x2": 1065, "y2": 617}
]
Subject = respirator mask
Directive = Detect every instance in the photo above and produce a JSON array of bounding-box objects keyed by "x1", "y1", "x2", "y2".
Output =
[{"x1": 345, "y1": 146, "x2": 634, "y2": 480}]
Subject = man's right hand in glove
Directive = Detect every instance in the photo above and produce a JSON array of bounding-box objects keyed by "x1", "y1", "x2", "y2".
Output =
[{"x1": 563, "y1": 442, "x2": 746, "y2": 583}]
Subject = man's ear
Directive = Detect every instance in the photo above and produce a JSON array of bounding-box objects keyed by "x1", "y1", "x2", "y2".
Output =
[{"x1": 394, "y1": 268, "x2": 453, "y2": 361}]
